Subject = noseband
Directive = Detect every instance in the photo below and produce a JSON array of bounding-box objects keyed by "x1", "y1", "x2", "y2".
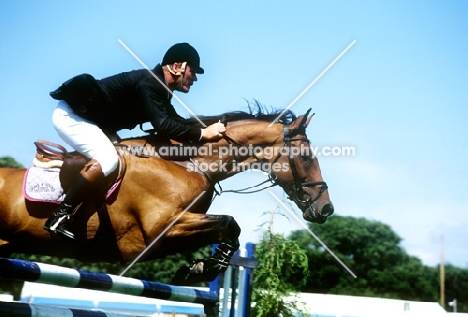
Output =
[{"x1": 280, "y1": 125, "x2": 328, "y2": 207}]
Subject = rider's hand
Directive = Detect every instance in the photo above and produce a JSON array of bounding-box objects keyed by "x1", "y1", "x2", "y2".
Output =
[{"x1": 200, "y1": 121, "x2": 226, "y2": 141}]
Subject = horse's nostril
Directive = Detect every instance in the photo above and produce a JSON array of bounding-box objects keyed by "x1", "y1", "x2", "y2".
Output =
[{"x1": 321, "y1": 203, "x2": 334, "y2": 217}]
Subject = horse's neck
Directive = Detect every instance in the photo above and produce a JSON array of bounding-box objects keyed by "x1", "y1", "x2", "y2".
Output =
[
  {"x1": 226, "y1": 120, "x2": 282, "y2": 144},
  {"x1": 198, "y1": 121, "x2": 284, "y2": 180}
]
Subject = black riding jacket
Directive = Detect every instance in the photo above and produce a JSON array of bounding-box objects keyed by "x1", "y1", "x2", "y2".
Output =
[{"x1": 86, "y1": 64, "x2": 201, "y2": 143}]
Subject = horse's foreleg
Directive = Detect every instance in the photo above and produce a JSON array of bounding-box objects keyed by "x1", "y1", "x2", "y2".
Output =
[
  {"x1": 194, "y1": 215, "x2": 240, "y2": 282},
  {"x1": 166, "y1": 213, "x2": 241, "y2": 285}
]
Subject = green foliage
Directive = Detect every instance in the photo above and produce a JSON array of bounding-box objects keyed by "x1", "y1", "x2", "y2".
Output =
[
  {"x1": 251, "y1": 210, "x2": 309, "y2": 317},
  {"x1": 121, "y1": 246, "x2": 212, "y2": 284},
  {"x1": 0, "y1": 156, "x2": 23, "y2": 168},
  {"x1": 289, "y1": 215, "x2": 438, "y2": 301},
  {"x1": 254, "y1": 232, "x2": 310, "y2": 292},
  {"x1": 444, "y1": 264, "x2": 468, "y2": 313}
]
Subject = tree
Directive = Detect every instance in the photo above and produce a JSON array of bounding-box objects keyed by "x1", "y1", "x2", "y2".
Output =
[
  {"x1": 0, "y1": 156, "x2": 23, "y2": 168},
  {"x1": 251, "y1": 210, "x2": 309, "y2": 317},
  {"x1": 289, "y1": 215, "x2": 438, "y2": 302},
  {"x1": 444, "y1": 264, "x2": 468, "y2": 313}
]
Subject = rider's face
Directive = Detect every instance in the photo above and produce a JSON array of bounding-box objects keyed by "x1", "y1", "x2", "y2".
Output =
[{"x1": 177, "y1": 64, "x2": 197, "y2": 93}]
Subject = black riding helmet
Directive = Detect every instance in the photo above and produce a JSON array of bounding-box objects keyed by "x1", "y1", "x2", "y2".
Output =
[{"x1": 162, "y1": 43, "x2": 204, "y2": 74}]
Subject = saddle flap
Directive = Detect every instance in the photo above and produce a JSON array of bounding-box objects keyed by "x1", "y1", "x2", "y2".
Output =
[{"x1": 23, "y1": 167, "x2": 65, "y2": 203}]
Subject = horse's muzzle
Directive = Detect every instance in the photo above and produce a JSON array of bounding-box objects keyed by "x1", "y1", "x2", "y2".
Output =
[{"x1": 303, "y1": 202, "x2": 334, "y2": 223}]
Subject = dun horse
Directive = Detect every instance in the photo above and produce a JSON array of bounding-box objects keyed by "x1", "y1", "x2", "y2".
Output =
[{"x1": 0, "y1": 108, "x2": 333, "y2": 284}]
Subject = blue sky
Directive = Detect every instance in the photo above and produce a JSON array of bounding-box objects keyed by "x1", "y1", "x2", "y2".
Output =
[{"x1": 1, "y1": 1, "x2": 467, "y2": 269}]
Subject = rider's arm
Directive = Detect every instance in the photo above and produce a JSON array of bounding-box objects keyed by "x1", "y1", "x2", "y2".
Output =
[{"x1": 139, "y1": 79, "x2": 202, "y2": 143}]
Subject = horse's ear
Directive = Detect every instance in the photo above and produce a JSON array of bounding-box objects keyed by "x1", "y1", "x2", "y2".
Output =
[
  {"x1": 300, "y1": 108, "x2": 314, "y2": 129},
  {"x1": 288, "y1": 108, "x2": 314, "y2": 134}
]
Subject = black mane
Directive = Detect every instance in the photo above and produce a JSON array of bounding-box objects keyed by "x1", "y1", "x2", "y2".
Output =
[{"x1": 184, "y1": 101, "x2": 296, "y2": 127}]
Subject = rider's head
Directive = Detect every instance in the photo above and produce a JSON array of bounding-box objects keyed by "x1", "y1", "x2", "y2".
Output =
[{"x1": 162, "y1": 43, "x2": 204, "y2": 93}]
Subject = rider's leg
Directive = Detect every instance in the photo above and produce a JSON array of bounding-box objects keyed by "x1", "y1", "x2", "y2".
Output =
[
  {"x1": 43, "y1": 159, "x2": 105, "y2": 239},
  {"x1": 43, "y1": 101, "x2": 119, "y2": 240}
]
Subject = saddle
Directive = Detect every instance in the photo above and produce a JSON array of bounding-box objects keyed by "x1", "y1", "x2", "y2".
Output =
[{"x1": 24, "y1": 139, "x2": 126, "y2": 203}]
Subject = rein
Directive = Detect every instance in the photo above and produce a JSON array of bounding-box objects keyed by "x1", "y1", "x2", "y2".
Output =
[{"x1": 210, "y1": 131, "x2": 277, "y2": 196}]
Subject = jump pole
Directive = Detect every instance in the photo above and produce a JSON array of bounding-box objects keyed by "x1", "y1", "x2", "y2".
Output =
[{"x1": 0, "y1": 257, "x2": 219, "y2": 317}]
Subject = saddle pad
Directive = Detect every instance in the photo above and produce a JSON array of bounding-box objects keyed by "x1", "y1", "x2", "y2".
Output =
[{"x1": 23, "y1": 167, "x2": 65, "y2": 203}]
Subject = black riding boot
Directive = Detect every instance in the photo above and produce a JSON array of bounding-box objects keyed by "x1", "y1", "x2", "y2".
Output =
[
  {"x1": 43, "y1": 159, "x2": 106, "y2": 240},
  {"x1": 43, "y1": 201, "x2": 78, "y2": 240}
]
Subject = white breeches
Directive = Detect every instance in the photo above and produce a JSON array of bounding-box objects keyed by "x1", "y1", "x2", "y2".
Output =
[{"x1": 52, "y1": 100, "x2": 119, "y2": 177}]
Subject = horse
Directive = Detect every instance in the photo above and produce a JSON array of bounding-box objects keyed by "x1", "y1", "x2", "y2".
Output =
[{"x1": 0, "y1": 107, "x2": 334, "y2": 285}]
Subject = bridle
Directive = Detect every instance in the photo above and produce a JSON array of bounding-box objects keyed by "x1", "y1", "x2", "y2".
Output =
[
  {"x1": 281, "y1": 125, "x2": 328, "y2": 207},
  {"x1": 215, "y1": 120, "x2": 328, "y2": 210}
]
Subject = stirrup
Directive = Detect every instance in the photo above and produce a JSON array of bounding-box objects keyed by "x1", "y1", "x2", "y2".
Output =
[
  {"x1": 43, "y1": 211, "x2": 70, "y2": 232},
  {"x1": 56, "y1": 224, "x2": 76, "y2": 240},
  {"x1": 47, "y1": 215, "x2": 77, "y2": 241}
]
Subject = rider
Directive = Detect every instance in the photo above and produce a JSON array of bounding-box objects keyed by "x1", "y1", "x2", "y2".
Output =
[{"x1": 44, "y1": 42, "x2": 226, "y2": 240}]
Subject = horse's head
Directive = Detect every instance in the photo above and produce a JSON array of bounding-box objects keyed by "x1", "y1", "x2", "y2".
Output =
[
  {"x1": 269, "y1": 109, "x2": 334, "y2": 223},
  {"x1": 188, "y1": 105, "x2": 334, "y2": 223}
]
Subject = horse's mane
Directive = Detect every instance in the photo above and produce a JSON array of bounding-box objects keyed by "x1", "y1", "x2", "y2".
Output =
[
  {"x1": 184, "y1": 101, "x2": 296, "y2": 127},
  {"x1": 122, "y1": 101, "x2": 295, "y2": 143}
]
